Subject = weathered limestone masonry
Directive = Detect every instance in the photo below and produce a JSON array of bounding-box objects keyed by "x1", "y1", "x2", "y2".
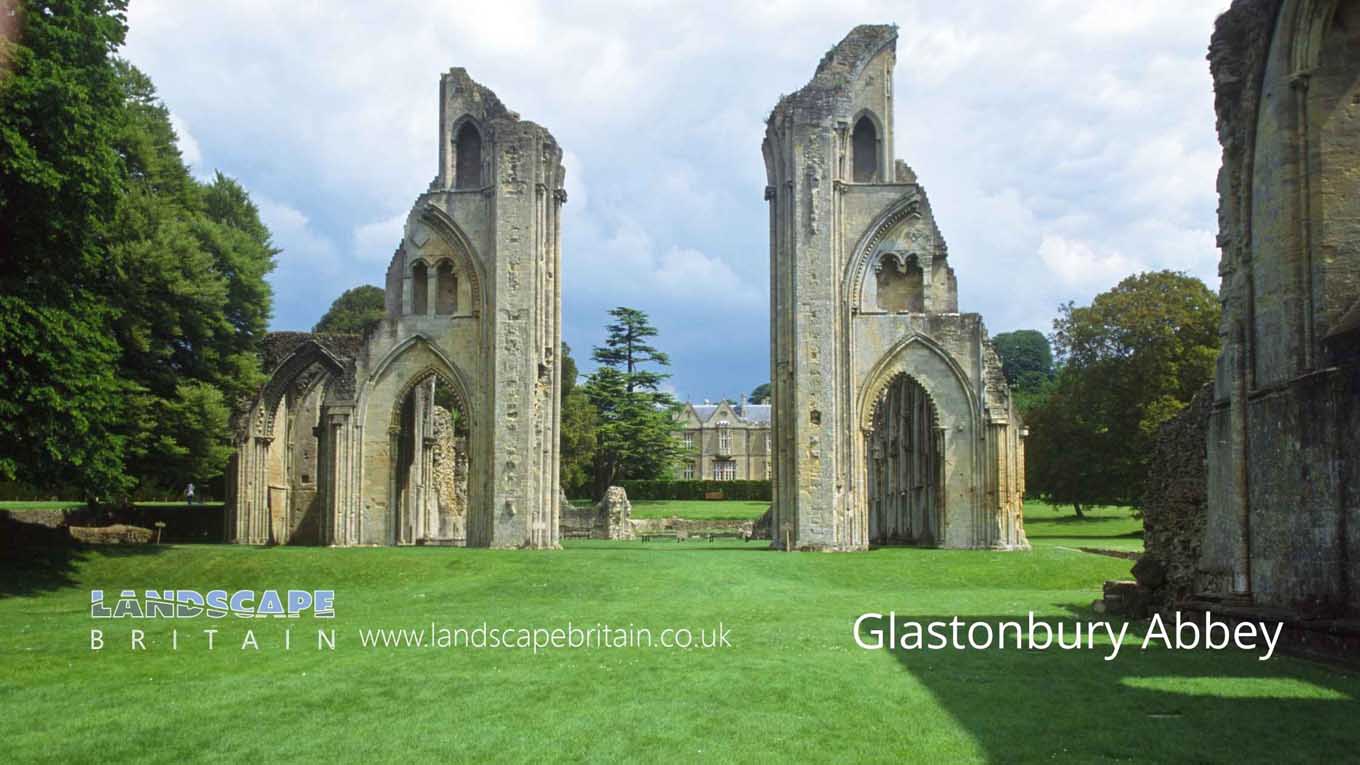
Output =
[
  {"x1": 1200, "y1": 0, "x2": 1360, "y2": 615},
  {"x1": 226, "y1": 69, "x2": 565, "y2": 548},
  {"x1": 1139, "y1": 386, "x2": 1214, "y2": 612},
  {"x1": 763, "y1": 25, "x2": 1028, "y2": 551}
]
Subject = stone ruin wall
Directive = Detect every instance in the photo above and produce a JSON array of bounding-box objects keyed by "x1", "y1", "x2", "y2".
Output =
[
  {"x1": 556, "y1": 487, "x2": 759, "y2": 540},
  {"x1": 429, "y1": 406, "x2": 468, "y2": 543},
  {"x1": 1138, "y1": 386, "x2": 1213, "y2": 612}
]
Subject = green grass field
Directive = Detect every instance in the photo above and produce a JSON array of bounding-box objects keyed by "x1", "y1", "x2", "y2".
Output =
[
  {"x1": 628, "y1": 499, "x2": 769, "y2": 520},
  {"x1": 1023, "y1": 500, "x2": 1145, "y2": 553},
  {"x1": 2, "y1": 530, "x2": 1356, "y2": 762}
]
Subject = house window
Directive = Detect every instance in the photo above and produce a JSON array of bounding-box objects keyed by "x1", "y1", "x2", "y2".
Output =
[
  {"x1": 713, "y1": 460, "x2": 736, "y2": 481},
  {"x1": 718, "y1": 421, "x2": 731, "y2": 453},
  {"x1": 683, "y1": 463, "x2": 695, "y2": 480},
  {"x1": 683, "y1": 432, "x2": 694, "y2": 450},
  {"x1": 764, "y1": 433, "x2": 771, "y2": 454}
]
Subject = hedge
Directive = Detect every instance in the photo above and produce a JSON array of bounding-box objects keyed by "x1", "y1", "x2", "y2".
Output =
[{"x1": 617, "y1": 479, "x2": 771, "y2": 501}]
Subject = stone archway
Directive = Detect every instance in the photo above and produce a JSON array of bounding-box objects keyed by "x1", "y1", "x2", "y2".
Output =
[
  {"x1": 853, "y1": 335, "x2": 979, "y2": 549},
  {"x1": 865, "y1": 373, "x2": 944, "y2": 545},
  {"x1": 261, "y1": 367, "x2": 331, "y2": 545},
  {"x1": 228, "y1": 340, "x2": 348, "y2": 546},
  {"x1": 388, "y1": 368, "x2": 472, "y2": 546}
]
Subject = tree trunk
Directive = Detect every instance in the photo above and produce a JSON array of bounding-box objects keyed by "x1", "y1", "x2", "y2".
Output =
[
  {"x1": 592, "y1": 458, "x2": 617, "y2": 503},
  {"x1": 1073, "y1": 502, "x2": 1086, "y2": 518}
]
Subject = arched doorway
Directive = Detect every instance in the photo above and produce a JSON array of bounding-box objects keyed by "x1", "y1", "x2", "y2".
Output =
[
  {"x1": 865, "y1": 373, "x2": 943, "y2": 545},
  {"x1": 390, "y1": 371, "x2": 471, "y2": 545},
  {"x1": 260, "y1": 368, "x2": 331, "y2": 545}
]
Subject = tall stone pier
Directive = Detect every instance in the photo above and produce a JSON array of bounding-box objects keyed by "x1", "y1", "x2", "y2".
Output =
[{"x1": 764, "y1": 25, "x2": 1028, "y2": 551}]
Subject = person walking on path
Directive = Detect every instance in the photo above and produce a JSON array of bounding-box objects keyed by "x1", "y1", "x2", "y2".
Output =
[{"x1": 184, "y1": 482, "x2": 196, "y2": 505}]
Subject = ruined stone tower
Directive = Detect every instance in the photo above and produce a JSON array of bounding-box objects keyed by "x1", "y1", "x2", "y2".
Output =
[
  {"x1": 764, "y1": 25, "x2": 1027, "y2": 551},
  {"x1": 226, "y1": 69, "x2": 564, "y2": 548}
]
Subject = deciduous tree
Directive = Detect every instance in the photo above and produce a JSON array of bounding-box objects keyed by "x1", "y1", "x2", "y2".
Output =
[
  {"x1": 0, "y1": 0, "x2": 135, "y2": 497},
  {"x1": 1025, "y1": 271, "x2": 1220, "y2": 515},
  {"x1": 558, "y1": 343, "x2": 596, "y2": 496},
  {"x1": 314, "y1": 285, "x2": 385, "y2": 335}
]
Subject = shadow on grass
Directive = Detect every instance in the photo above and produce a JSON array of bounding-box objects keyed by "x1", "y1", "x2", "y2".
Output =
[
  {"x1": 863, "y1": 607, "x2": 1360, "y2": 761},
  {"x1": 0, "y1": 519, "x2": 168, "y2": 599}
]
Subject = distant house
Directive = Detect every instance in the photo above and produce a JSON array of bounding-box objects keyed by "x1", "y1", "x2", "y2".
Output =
[{"x1": 675, "y1": 397, "x2": 771, "y2": 481}]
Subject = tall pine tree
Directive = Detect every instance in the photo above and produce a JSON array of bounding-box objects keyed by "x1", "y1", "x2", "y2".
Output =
[{"x1": 582, "y1": 307, "x2": 682, "y2": 499}]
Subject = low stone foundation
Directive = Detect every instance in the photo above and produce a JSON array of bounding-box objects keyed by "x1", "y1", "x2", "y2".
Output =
[
  {"x1": 629, "y1": 517, "x2": 755, "y2": 540},
  {"x1": 557, "y1": 488, "x2": 760, "y2": 541},
  {"x1": 0, "y1": 506, "x2": 224, "y2": 544},
  {"x1": 559, "y1": 486, "x2": 636, "y2": 540},
  {"x1": 68, "y1": 524, "x2": 154, "y2": 545}
]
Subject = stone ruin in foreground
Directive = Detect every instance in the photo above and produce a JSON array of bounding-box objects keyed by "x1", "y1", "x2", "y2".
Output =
[{"x1": 1137, "y1": 0, "x2": 1359, "y2": 631}]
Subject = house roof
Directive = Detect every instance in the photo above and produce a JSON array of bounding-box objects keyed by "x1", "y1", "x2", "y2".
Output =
[{"x1": 684, "y1": 400, "x2": 771, "y2": 426}]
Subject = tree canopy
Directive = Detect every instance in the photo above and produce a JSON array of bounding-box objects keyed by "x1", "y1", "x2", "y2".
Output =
[
  {"x1": 749, "y1": 383, "x2": 771, "y2": 404},
  {"x1": 991, "y1": 330, "x2": 1054, "y2": 392},
  {"x1": 314, "y1": 285, "x2": 385, "y2": 335},
  {"x1": 1, "y1": 2, "x2": 276, "y2": 499},
  {"x1": 591, "y1": 307, "x2": 670, "y2": 393},
  {"x1": 558, "y1": 342, "x2": 596, "y2": 497},
  {"x1": 1025, "y1": 271, "x2": 1220, "y2": 515}
]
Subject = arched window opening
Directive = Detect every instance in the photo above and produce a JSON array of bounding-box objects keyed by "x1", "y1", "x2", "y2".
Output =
[
  {"x1": 435, "y1": 262, "x2": 457, "y2": 315},
  {"x1": 411, "y1": 262, "x2": 429, "y2": 315},
  {"x1": 852, "y1": 116, "x2": 878, "y2": 183},
  {"x1": 876, "y1": 255, "x2": 925, "y2": 313},
  {"x1": 455, "y1": 122, "x2": 482, "y2": 190},
  {"x1": 867, "y1": 374, "x2": 941, "y2": 546}
]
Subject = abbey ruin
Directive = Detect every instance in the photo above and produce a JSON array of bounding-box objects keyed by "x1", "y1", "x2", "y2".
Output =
[
  {"x1": 225, "y1": 69, "x2": 565, "y2": 548},
  {"x1": 1199, "y1": 0, "x2": 1359, "y2": 614},
  {"x1": 763, "y1": 26, "x2": 1028, "y2": 551}
]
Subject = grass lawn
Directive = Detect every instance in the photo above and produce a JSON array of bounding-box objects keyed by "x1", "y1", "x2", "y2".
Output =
[
  {"x1": 628, "y1": 499, "x2": 768, "y2": 520},
  {"x1": 1023, "y1": 500, "x2": 1145, "y2": 553},
  {"x1": 2, "y1": 539, "x2": 1355, "y2": 762},
  {"x1": 0, "y1": 501, "x2": 84, "y2": 510}
]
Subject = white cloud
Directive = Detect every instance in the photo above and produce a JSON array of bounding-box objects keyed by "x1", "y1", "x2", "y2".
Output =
[
  {"x1": 255, "y1": 196, "x2": 342, "y2": 276},
  {"x1": 353, "y1": 212, "x2": 407, "y2": 265},
  {"x1": 1039, "y1": 235, "x2": 1142, "y2": 288},
  {"x1": 122, "y1": 0, "x2": 1235, "y2": 398}
]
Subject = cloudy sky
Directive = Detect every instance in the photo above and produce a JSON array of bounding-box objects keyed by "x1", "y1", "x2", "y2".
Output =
[{"x1": 123, "y1": 0, "x2": 1231, "y2": 402}]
